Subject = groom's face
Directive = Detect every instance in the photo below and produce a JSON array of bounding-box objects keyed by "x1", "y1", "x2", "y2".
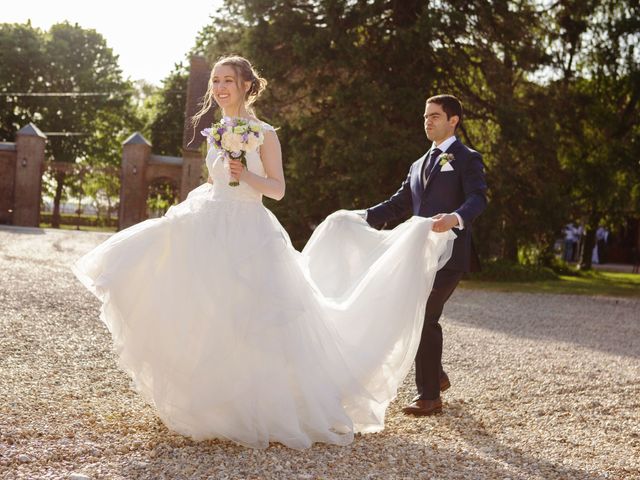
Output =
[{"x1": 424, "y1": 102, "x2": 458, "y2": 143}]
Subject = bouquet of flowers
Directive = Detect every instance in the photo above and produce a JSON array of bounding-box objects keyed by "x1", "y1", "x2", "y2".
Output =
[{"x1": 201, "y1": 117, "x2": 265, "y2": 186}]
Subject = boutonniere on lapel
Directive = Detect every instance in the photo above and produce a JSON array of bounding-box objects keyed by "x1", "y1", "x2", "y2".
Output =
[{"x1": 438, "y1": 153, "x2": 455, "y2": 172}]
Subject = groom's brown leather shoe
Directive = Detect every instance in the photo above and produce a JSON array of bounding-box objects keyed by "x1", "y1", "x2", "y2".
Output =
[
  {"x1": 440, "y1": 371, "x2": 451, "y2": 392},
  {"x1": 402, "y1": 398, "x2": 443, "y2": 416},
  {"x1": 411, "y1": 373, "x2": 451, "y2": 402}
]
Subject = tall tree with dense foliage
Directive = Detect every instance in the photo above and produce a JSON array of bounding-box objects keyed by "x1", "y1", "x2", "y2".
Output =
[
  {"x1": 0, "y1": 22, "x2": 47, "y2": 140},
  {"x1": 0, "y1": 21, "x2": 135, "y2": 227},
  {"x1": 192, "y1": 0, "x2": 567, "y2": 254},
  {"x1": 548, "y1": 0, "x2": 640, "y2": 268},
  {"x1": 137, "y1": 0, "x2": 638, "y2": 264},
  {"x1": 194, "y1": 1, "x2": 444, "y2": 245},
  {"x1": 139, "y1": 63, "x2": 189, "y2": 156}
]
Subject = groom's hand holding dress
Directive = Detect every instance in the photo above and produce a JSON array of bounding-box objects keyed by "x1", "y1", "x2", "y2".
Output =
[
  {"x1": 360, "y1": 95, "x2": 487, "y2": 416},
  {"x1": 431, "y1": 213, "x2": 460, "y2": 233}
]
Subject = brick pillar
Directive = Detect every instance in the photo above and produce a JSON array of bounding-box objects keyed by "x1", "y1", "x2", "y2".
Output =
[
  {"x1": 180, "y1": 149, "x2": 206, "y2": 200},
  {"x1": 183, "y1": 55, "x2": 214, "y2": 152},
  {"x1": 177, "y1": 56, "x2": 213, "y2": 199},
  {"x1": 0, "y1": 145, "x2": 17, "y2": 224},
  {"x1": 119, "y1": 133, "x2": 151, "y2": 230},
  {"x1": 13, "y1": 124, "x2": 46, "y2": 227}
]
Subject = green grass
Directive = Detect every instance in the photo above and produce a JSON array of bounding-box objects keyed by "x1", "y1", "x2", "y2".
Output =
[
  {"x1": 461, "y1": 271, "x2": 640, "y2": 298},
  {"x1": 39, "y1": 223, "x2": 117, "y2": 233}
]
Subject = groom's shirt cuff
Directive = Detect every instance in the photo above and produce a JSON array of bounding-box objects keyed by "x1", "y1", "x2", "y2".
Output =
[{"x1": 453, "y1": 212, "x2": 464, "y2": 230}]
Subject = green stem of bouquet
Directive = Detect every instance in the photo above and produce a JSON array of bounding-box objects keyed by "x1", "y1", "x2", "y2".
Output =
[{"x1": 228, "y1": 152, "x2": 247, "y2": 187}]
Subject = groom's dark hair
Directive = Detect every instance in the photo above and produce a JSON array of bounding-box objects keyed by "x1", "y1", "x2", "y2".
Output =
[{"x1": 426, "y1": 94, "x2": 463, "y2": 131}]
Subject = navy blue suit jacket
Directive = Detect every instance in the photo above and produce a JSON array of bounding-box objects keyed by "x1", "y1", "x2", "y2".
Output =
[{"x1": 366, "y1": 139, "x2": 487, "y2": 272}]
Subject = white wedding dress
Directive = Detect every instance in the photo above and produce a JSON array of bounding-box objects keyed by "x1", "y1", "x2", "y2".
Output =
[{"x1": 72, "y1": 123, "x2": 455, "y2": 449}]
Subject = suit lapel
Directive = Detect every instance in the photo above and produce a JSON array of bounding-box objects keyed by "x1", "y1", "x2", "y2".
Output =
[{"x1": 422, "y1": 139, "x2": 462, "y2": 195}]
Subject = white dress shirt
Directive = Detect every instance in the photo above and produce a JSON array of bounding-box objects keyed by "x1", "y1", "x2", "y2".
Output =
[
  {"x1": 426, "y1": 135, "x2": 457, "y2": 179},
  {"x1": 428, "y1": 136, "x2": 464, "y2": 229}
]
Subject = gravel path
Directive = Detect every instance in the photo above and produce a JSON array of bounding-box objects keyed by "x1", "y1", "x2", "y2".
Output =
[{"x1": 1, "y1": 225, "x2": 638, "y2": 480}]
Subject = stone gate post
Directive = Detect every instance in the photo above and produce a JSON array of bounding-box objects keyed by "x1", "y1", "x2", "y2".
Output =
[
  {"x1": 13, "y1": 124, "x2": 46, "y2": 227},
  {"x1": 119, "y1": 133, "x2": 151, "y2": 230}
]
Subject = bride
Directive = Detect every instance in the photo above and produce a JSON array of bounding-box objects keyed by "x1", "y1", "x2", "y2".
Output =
[{"x1": 72, "y1": 55, "x2": 455, "y2": 449}]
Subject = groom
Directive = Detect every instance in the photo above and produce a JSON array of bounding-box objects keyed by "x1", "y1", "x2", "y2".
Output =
[{"x1": 360, "y1": 94, "x2": 487, "y2": 415}]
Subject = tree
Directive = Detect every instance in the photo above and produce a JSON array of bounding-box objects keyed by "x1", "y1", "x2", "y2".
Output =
[
  {"x1": 194, "y1": 1, "x2": 442, "y2": 245},
  {"x1": 194, "y1": 0, "x2": 564, "y2": 255},
  {"x1": 42, "y1": 22, "x2": 135, "y2": 227},
  {"x1": 139, "y1": 63, "x2": 189, "y2": 156},
  {"x1": 412, "y1": 0, "x2": 569, "y2": 265},
  {"x1": 0, "y1": 21, "x2": 135, "y2": 227},
  {"x1": 549, "y1": 0, "x2": 640, "y2": 268},
  {"x1": 190, "y1": 0, "x2": 638, "y2": 264},
  {"x1": 0, "y1": 22, "x2": 46, "y2": 140}
]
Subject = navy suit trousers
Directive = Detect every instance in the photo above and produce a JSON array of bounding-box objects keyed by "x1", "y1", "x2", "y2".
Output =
[{"x1": 415, "y1": 268, "x2": 463, "y2": 400}]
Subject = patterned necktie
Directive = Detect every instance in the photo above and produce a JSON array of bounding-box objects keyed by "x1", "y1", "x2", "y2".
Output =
[{"x1": 423, "y1": 147, "x2": 442, "y2": 184}]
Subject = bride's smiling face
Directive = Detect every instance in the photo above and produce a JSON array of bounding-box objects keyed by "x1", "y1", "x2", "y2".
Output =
[{"x1": 211, "y1": 64, "x2": 250, "y2": 113}]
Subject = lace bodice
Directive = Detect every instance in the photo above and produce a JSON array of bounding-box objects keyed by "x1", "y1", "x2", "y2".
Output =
[{"x1": 205, "y1": 121, "x2": 275, "y2": 203}]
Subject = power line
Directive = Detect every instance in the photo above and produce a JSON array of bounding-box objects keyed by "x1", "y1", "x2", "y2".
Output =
[
  {"x1": 2, "y1": 90, "x2": 187, "y2": 97},
  {"x1": 43, "y1": 132, "x2": 88, "y2": 136},
  {"x1": 3, "y1": 92, "x2": 115, "y2": 97}
]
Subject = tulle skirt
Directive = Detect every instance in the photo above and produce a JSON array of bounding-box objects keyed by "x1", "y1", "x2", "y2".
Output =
[{"x1": 72, "y1": 183, "x2": 454, "y2": 449}]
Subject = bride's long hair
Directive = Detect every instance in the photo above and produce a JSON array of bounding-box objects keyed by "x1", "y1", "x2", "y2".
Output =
[{"x1": 189, "y1": 55, "x2": 268, "y2": 144}]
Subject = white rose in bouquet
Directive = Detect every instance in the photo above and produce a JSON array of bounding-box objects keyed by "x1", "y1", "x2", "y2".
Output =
[{"x1": 221, "y1": 131, "x2": 244, "y2": 153}]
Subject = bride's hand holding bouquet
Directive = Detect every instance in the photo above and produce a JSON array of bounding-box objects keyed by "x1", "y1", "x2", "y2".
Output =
[{"x1": 201, "y1": 117, "x2": 264, "y2": 186}]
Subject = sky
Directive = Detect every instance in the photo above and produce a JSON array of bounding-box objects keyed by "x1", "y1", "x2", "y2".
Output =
[{"x1": 4, "y1": 0, "x2": 224, "y2": 85}]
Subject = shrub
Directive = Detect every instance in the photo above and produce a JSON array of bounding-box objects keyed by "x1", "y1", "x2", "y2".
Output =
[
  {"x1": 39, "y1": 213, "x2": 118, "y2": 228},
  {"x1": 466, "y1": 259, "x2": 559, "y2": 282}
]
